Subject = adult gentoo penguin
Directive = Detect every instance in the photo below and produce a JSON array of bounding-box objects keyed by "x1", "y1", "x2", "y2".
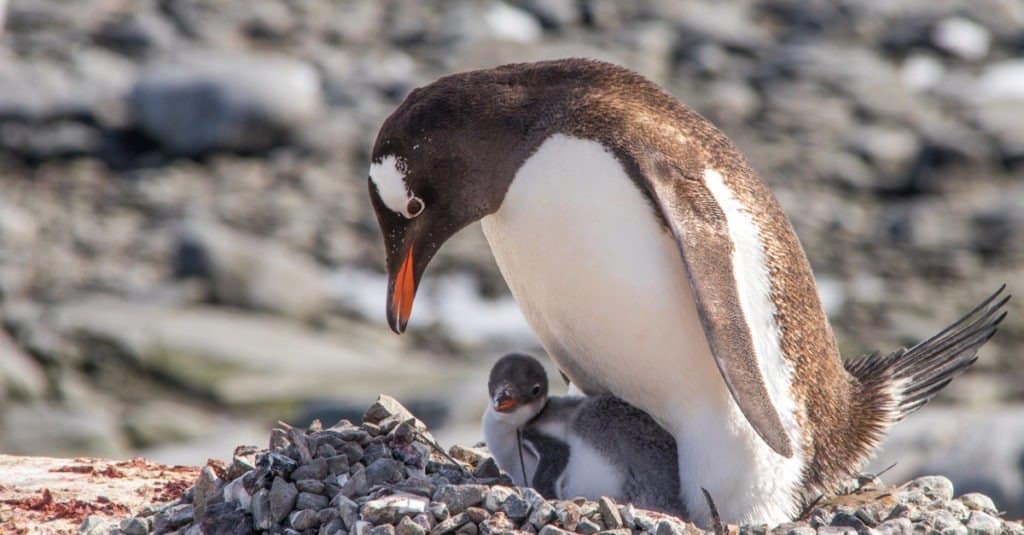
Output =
[
  {"x1": 366, "y1": 59, "x2": 1009, "y2": 524},
  {"x1": 482, "y1": 353, "x2": 685, "y2": 517}
]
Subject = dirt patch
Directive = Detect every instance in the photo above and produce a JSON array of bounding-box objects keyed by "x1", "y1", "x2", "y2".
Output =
[{"x1": 2, "y1": 489, "x2": 130, "y2": 523}]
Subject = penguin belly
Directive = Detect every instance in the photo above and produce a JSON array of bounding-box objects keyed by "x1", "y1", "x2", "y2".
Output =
[{"x1": 480, "y1": 134, "x2": 804, "y2": 525}]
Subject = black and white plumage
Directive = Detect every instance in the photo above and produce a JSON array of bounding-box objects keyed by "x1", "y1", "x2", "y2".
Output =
[
  {"x1": 482, "y1": 354, "x2": 686, "y2": 518},
  {"x1": 368, "y1": 58, "x2": 1011, "y2": 525}
]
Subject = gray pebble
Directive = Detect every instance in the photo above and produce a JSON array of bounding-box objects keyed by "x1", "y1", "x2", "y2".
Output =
[
  {"x1": 361, "y1": 494, "x2": 430, "y2": 524},
  {"x1": 270, "y1": 477, "x2": 299, "y2": 524},
  {"x1": 119, "y1": 516, "x2": 150, "y2": 535},
  {"x1": 902, "y1": 476, "x2": 955, "y2": 501},
  {"x1": 292, "y1": 457, "x2": 329, "y2": 481},
  {"x1": 598, "y1": 497, "x2": 622, "y2": 529},
  {"x1": 297, "y1": 491, "x2": 330, "y2": 510},
  {"x1": 782, "y1": 527, "x2": 816, "y2": 535},
  {"x1": 330, "y1": 493, "x2": 359, "y2": 528},
  {"x1": 251, "y1": 489, "x2": 273, "y2": 530},
  {"x1": 297, "y1": 478, "x2": 327, "y2": 494},
  {"x1": 397, "y1": 516, "x2": 427, "y2": 535},
  {"x1": 577, "y1": 517, "x2": 602, "y2": 534},
  {"x1": 430, "y1": 512, "x2": 469, "y2": 535},
  {"x1": 960, "y1": 494, "x2": 997, "y2": 514},
  {"x1": 429, "y1": 501, "x2": 450, "y2": 521},
  {"x1": 342, "y1": 467, "x2": 369, "y2": 498},
  {"x1": 290, "y1": 509, "x2": 321, "y2": 530},
  {"x1": 965, "y1": 512, "x2": 1001, "y2": 535},
  {"x1": 369, "y1": 525, "x2": 396, "y2": 535},
  {"x1": 538, "y1": 526, "x2": 573, "y2": 535},
  {"x1": 433, "y1": 484, "x2": 488, "y2": 514},
  {"x1": 366, "y1": 458, "x2": 406, "y2": 486},
  {"x1": 815, "y1": 527, "x2": 857, "y2": 535},
  {"x1": 327, "y1": 454, "x2": 351, "y2": 476}
]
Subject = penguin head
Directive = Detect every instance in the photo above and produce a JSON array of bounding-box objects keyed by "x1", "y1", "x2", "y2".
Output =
[
  {"x1": 368, "y1": 67, "x2": 555, "y2": 334},
  {"x1": 487, "y1": 353, "x2": 549, "y2": 422}
]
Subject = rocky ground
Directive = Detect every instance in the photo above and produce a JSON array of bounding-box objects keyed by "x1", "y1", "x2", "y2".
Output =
[
  {"x1": 65, "y1": 396, "x2": 1024, "y2": 535},
  {"x1": 0, "y1": 0, "x2": 1023, "y2": 518}
]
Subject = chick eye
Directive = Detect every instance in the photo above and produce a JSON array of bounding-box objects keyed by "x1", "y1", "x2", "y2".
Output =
[
  {"x1": 530, "y1": 384, "x2": 542, "y2": 396},
  {"x1": 406, "y1": 196, "x2": 424, "y2": 217}
]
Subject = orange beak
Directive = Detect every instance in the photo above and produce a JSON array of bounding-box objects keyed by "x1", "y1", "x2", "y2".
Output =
[
  {"x1": 390, "y1": 246, "x2": 417, "y2": 333},
  {"x1": 495, "y1": 397, "x2": 518, "y2": 412}
]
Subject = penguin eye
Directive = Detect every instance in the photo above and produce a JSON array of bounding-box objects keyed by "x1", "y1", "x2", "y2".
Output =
[
  {"x1": 530, "y1": 384, "x2": 542, "y2": 396},
  {"x1": 406, "y1": 196, "x2": 424, "y2": 218}
]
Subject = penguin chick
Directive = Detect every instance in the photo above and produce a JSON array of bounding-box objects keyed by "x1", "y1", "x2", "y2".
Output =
[{"x1": 483, "y1": 353, "x2": 687, "y2": 518}]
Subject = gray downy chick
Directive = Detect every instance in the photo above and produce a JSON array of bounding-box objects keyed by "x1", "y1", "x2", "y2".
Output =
[{"x1": 482, "y1": 353, "x2": 688, "y2": 518}]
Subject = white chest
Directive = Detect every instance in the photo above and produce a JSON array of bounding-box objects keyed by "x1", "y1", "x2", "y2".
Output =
[{"x1": 479, "y1": 134, "x2": 805, "y2": 525}]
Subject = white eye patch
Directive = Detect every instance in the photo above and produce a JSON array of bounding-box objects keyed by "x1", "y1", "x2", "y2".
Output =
[{"x1": 369, "y1": 155, "x2": 424, "y2": 219}]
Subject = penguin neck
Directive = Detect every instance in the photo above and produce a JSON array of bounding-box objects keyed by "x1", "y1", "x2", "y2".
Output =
[{"x1": 482, "y1": 401, "x2": 544, "y2": 487}]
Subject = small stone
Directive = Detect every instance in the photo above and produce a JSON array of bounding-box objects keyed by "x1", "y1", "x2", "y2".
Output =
[
  {"x1": 344, "y1": 443, "x2": 366, "y2": 464},
  {"x1": 342, "y1": 467, "x2": 369, "y2": 497},
  {"x1": 431, "y1": 512, "x2": 470, "y2": 535},
  {"x1": 153, "y1": 504, "x2": 194, "y2": 533},
  {"x1": 876, "y1": 518, "x2": 912, "y2": 535},
  {"x1": 901, "y1": 476, "x2": 955, "y2": 501},
  {"x1": 528, "y1": 501, "x2": 556, "y2": 528},
  {"x1": 291, "y1": 457, "x2": 329, "y2": 481},
  {"x1": 270, "y1": 477, "x2": 299, "y2": 524},
  {"x1": 598, "y1": 497, "x2": 622, "y2": 529},
  {"x1": 631, "y1": 511, "x2": 655, "y2": 531},
  {"x1": 327, "y1": 455, "x2": 350, "y2": 475},
  {"x1": 290, "y1": 509, "x2": 321, "y2": 530},
  {"x1": 578, "y1": 517, "x2": 602, "y2": 534},
  {"x1": 398, "y1": 516, "x2": 427, "y2": 535},
  {"x1": 362, "y1": 494, "x2": 430, "y2": 524},
  {"x1": 618, "y1": 504, "x2": 637, "y2": 528},
  {"x1": 366, "y1": 458, "x2": 405, "y2": 486},
  {"x1": 455, "y1": 523, "x2": 477, "y2": 535},
  {"x1": 413, "y1": 513, "x2": 434, "y2": 531},
  {"x1": 473, "y1": 457, "x2": 501, "y2": 479},
  {"x1": 297, "y1": 491, "x2": 329, "y2": 510},
  {"x1": 538, "y1": 526, "x2": 572, "y2": 535},
  {"x1": 222, "y1": 475, "x2": 253, "y2": 512},
  {"x1": 483, "y1": 486, "x2": 525, "y2": 517},
  {"x1": 555, "y1": 502, "x2": 581, "y2": 531},
  {"x1": 815, "y1": 528, "x2": 856, "y2": 535},
  {"x1": 430, "y1": 501, "x2": 450, "y2": 521},
  {"x1": 79, "y1": 515, "x2": 112, "y2": 535},
  {"x1": 321, "y1": 517, "x2": 345, "y2": 534},
  {"x1": 966, "y1": 512, "x2": 1001, "y2": 535},
  {"x1": 120, "y1": 517, "x2": 149, "y2": 535},
  {"x1": 193, "y1": 465, "x2": 223, "y2": 519},
  {"x1": 296, "y1": 478, "x2": 326, "y2": 494},
  {"x1": 480, "y1": 511, "x2": 517, "y2": 535},
  {"x1": 332, "y1": 494, "x2": 359, "y2": 528},
  {"x1": 960, "y1": 494, "x2": 997, "y2": 514},
  {"x1": 369, "y1": 524, "x2": 396, "y2": 535},
  {"x1": 449, "y1": 445, "x2": 488, "y2": 465},
  {"x1": 251, "y1": 489, "x2": 273, "y2": 530},
  {"x1": 782, "y1": 527, "x2": 816, "y2": 535},
  {"x1": 596, "y1": 530, "x2": 632, "y2": 535},
  {"x1": 465, "y1": 506, "x2": 490, "y2": 524},
  {"x1": 354, "y1": 520, "x2": 373, "y2": 535},
  {"x1": 830, "y1": 512, "x2": 867, "y2": 531},
  {"x1": 433, "y1": 484, "x2": 488, "y2": 514}
]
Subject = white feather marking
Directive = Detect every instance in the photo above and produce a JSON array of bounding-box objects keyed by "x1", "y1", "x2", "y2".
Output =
[
  {"x1": 482, "y1": 401, "x2": 544, "y2": 487},
  {"x1": 701, "y1": 167, "x2": 804, "y2": 521},
  {"x1": 369, "y1": 155, "x2": 420, "y2": 218}
]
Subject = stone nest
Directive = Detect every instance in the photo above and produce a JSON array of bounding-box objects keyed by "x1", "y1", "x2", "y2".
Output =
[{"x1": 80, "y1": 396, "x2": 1021, "y2": 535}]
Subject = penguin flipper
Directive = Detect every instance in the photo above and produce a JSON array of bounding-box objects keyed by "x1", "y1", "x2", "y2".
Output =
[{"x1": 635, "y1": 154, "x2": 795, "y2": 458}]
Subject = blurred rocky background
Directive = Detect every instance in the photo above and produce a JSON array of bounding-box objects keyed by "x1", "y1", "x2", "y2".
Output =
[{"x1": 0, "y1": 0, "x2": 1022, "y2": 515}]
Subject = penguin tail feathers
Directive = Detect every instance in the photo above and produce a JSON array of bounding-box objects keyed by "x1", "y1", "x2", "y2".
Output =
[{"x1": 845, "y1": 284, "x2": 1010, "y2": 423}]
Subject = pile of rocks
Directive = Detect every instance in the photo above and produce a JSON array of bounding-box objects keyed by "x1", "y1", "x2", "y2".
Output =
[{"x1": 81, "y1": 396, "x2": 1019, "y2": 535}]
